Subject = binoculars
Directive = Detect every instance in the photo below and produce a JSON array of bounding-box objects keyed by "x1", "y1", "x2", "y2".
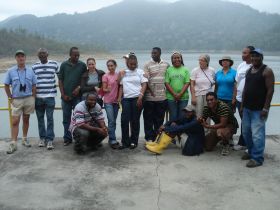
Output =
[{"x1": 19, "y1": 84, "x2": 26, "y2": 92}]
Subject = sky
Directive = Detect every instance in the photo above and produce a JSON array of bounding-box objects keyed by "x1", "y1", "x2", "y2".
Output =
[{"x1": 0, "y1": 0, "x2": 279, "y2": 21}]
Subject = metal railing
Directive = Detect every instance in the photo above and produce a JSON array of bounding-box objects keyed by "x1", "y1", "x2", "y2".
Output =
[{"x1": 1, "y1": 83, "x2": 280, "y2": 137}]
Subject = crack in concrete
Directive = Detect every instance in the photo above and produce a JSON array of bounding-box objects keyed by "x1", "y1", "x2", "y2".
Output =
[{"x1": 155, "y1": 155, "x2": 161, "y2": 210}]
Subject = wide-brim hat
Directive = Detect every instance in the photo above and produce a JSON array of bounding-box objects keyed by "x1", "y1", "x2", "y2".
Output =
[
  {"x1": 219, "y1": 56, "x2": 233, "y2": 66},
  {"x1": 182, "y1": 105, "x2": 196, "y2": 112}
]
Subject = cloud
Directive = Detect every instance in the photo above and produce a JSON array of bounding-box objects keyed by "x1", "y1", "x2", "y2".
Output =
[{"x1": 0, "y1": 0, "x2": 279, "y2": 21}]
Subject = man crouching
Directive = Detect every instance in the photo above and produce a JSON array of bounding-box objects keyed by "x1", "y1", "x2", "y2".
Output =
[{"x1": 69, "y1": 93, "x2": 108, "y2": 154}]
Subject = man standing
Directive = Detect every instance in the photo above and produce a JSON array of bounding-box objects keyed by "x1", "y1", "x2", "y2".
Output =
[
  {"x1": 58, "y1": 47, "x2": 87, "y2": 146},
  {"x1": 32, "y1": 48, "x2": 59, "y2": 150},
  {"x1": 234, "y1": 46, "x2": 254, "y2": 150},
  {"x1": 143, "y1": 47, "x2": 169, "y2": 142},
  {"x1": 69, "y1": 93, "x2": 108, "y2": 154},
  {"x1": 4, "y1": 50, "x2": 37, "y2": 154},
  {"x1": 242, "y1": 49, "x2": 275, "y2": 168},
  {"x1": 198, "y1": 92, "x2": 238, "y2": 156}
]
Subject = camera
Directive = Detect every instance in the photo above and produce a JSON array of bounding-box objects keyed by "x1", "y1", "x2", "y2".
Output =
[{"x1": 19, "y1": 84, "x2": 26, "y2": 92}]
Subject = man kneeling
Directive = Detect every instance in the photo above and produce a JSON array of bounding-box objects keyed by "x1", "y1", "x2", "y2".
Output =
[
  {"x1": 198, "y1": 92, "x2": 238, "y2": 156},
  {"x1": 69, "y1": 93, "x2": 108, "y2": 154},
  {"x1": 146, "y1": 105, "x2": 204, "y2": 156}
]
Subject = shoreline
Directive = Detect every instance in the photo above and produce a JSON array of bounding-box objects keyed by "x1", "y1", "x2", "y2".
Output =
[{"x1": 1, "y1": 50, "x2": 280, "y2": 73}]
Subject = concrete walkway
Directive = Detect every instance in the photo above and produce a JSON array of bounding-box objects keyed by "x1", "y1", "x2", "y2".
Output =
[{"x1": 0, "y1": 136, "x2": 280, "y2": 210}]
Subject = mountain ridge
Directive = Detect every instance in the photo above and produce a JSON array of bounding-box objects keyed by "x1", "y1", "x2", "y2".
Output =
[{"x1": 1, "y1": 0, "x2": 279, "y2": 51}]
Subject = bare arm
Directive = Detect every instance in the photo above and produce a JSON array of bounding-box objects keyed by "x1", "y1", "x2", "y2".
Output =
[
  {"x1": 190, "y1": 80, "x2": 196, "y2": 105},
  {"x1": 202, "y1": 116, "x2": 228, "y2": 129},
  {"x1": 32, "y1": 85, "x2": 36, "y2": 97},
  {"x1": 118, "y1": 85, "x2": 123, "y2": 103},
  {"x1": 59, "y1": 80, "x2": 70, "y2": 101},
  {"x1": 165, "y1": 82, "x2": 177, "y2": 98},
  {"x1": 261, "y1": 68, "x2": 275, "y2": 119},
  {"x1": 178, "y1": 83, "x2": 190, "y2": 100},
  {"x1": 4, "y1": 84, "x2": 12, "y2": 98},
  {"x1": 137, "y1": 82, "x2": 147, "y2": 109}
]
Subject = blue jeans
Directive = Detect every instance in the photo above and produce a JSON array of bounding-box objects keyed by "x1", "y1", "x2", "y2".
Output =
[
  {"x1": 167, "y1": 100, "x2": 188, "y2": 121},
  {"x1": 143, "y1": 100, "x2": 167, "y2": 141},
  {"x1": 242, "y1": 108, "x2": 266, "y2": 164},
  {"x1": 35, "y1": 97, "x2": 55, "y2": 142},
  {"x1": 121, "y1": 98, "x2": 142, "y2": 147},
  {"x1": 104, "y1": 103, "x2": 119, "y2": 144},
  {"x1": 62, "y1": 97, "x2": 80, "y2": 142}
]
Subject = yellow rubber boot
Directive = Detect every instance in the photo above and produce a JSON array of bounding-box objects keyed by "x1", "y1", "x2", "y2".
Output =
[
  {"x1": 145, "y1": 132, "x2": 172, "y2": 154},
  {"x1": 145, "y1": 133, "x2": 161, "y2": 146}
]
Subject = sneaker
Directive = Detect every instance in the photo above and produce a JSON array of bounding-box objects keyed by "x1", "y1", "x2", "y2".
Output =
[
  {"x1": 64, "y1": 140, "x2": 72, "y2": 146},
  {"x1": 221, "y1": 144, "x2": 230, "y2": 156},
  {"x1": 229, "y1": 139, "x2": 234, "y2": 147},
  {"x1": 246, "y1": 159, "x2": 262, "y2": 168},
  {"x1": 7, "y1": 143, "x2": 17, "y2": 154},
  {"x1": 47, "y1": 141, "x2": 54, "y2": 150},
  {"x1": 130, "y1": 143, "x2": 137, "y2": 149},
  {"x1": 38, "y1": 140, "x2": 45, "y2": 147},
  {"x1": 233, "y1": 145, "x2": 246, "y2": 151},
  {"x1": 22, "y1": 139, "x2": 31, "y2": 147},
  {"x1": 241, "y1": 153, "x2": 251, "y2": 160}
]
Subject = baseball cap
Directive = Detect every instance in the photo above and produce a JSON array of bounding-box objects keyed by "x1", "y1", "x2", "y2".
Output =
[
  {"x1": 122, "y1": 52, "x2": 135, "y2": 59},
  {"x1": 182, "y1": 105, "x2": 196, "y2": 112},
  {"x1": 15, "y1": 50, "x2": 25, "y2": 56},
  {"x1": 250, "y1": 48, "x2": 263, "y2": 56}
]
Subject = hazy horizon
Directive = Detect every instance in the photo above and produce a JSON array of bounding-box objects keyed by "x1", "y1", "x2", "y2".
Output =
[{"x1": 0, "y1": 0, "x2": 279, "y2": 21}]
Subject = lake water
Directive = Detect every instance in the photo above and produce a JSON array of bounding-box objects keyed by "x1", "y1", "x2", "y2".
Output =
[{"x1": 0, "y1": 52, "x2": 279, "y2": 138}]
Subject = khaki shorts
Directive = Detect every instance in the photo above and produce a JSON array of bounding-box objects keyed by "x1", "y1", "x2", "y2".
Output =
[{"x1": 12, "y1": 96, "x2": 35, "y2": 116}]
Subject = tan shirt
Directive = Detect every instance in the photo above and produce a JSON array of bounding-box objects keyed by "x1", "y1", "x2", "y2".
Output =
[{"x1": 144, "y1": 59, "x2": 169, "y2": 101}]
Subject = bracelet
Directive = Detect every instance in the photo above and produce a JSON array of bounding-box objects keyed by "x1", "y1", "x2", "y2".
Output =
[{"x1": 262, "y1": 108, "x2": 269, "y2": 113}]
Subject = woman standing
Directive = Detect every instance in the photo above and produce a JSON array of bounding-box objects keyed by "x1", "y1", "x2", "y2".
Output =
[
  {"x1": 118, "y1": 54, "x2": 148, "y2": 149},
  {"x1": 165, "y1": 52, "x2": 190, "y2": 121},
  {"x1": 80, "y1": 58, "x2": 105, "y2": 106},
  {"x1": 102, "y1": 60, "x2": 120, "y2": 149},
  {"x1": 215, "y1": 56, "x2": 237, "y2": 111},
  {"x1": 190, "y1": 54, "x2": 215, "y2": 117}
]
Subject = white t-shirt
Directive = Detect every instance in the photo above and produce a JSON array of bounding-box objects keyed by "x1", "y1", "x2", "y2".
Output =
[
  {"x1": 190, "y1": 66, "x2": 215, "y2": 96},
  {"x1": 120, "y1": 68, "x2": 148, "y2": 98},
  {"x1": 235, "y1": 61, "x2": 252, "y2": 102}
]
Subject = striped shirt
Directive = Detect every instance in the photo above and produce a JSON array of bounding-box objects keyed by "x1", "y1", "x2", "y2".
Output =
[
  {"x1": 202, "y1": 100, "x2": 238, "y2": 128},
  {"x1": 69, "y1": 101, "x2": 104, "y2": 133},
  {"x1": 32, "y1": 60, "x2": 59, "y2": 98},
  {"x1": 144, "y1": 59, "x2": 169, "y2": 101}
]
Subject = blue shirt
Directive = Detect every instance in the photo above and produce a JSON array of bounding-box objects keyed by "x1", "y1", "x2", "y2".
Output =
[
  {"x1": 215, "y1": 68, "x2": 236, "y2": 101},
  {"x1": 4, "y1": 65, "x2": 37, "y2": 98}
]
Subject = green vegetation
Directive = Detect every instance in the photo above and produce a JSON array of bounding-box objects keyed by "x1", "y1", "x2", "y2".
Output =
[
  {"x1": 1, "y1": 0, "x2": 280, "y2": 51},
  {"x1": 0, "y1": 28, "x2": 106, "y2": 57}
]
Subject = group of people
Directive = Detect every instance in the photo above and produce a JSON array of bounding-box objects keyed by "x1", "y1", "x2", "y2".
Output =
[{"x1": 3, "y1": 46, "x2": 275, "y2": 168}]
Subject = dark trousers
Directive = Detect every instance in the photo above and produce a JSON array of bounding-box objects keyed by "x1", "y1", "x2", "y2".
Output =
[
  {"x1": 121, "y1": 98, "x2": 142, "y2": 147},
  {"x1": 143, "y1": 100, "x2": 167, "y2": 141},
  {"x1": 236, "y1": 101, "x2": 246, "y2": 146},
  {"x1": 73, "y1": 127, "x2": 106, "y2": 153},
  {"x1": 61, "y1": 97, "x2": 81, "y2": 142}
]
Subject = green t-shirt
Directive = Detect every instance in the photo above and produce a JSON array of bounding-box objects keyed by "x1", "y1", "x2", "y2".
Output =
[
  {"x1": 58, "y1": 60, "x2": 87, "y2": 98},
  {"x1": 165, "y1": 66, "x2": 190, "y2": 100}
]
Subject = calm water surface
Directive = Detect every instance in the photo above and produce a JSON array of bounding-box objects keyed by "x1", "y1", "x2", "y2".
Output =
[{"x1": 0, "y1": 52, "x2": 279, "y2": 138}]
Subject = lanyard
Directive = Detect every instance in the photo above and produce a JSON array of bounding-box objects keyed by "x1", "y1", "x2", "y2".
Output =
[{"x1": 17, "y1": 68, "x2": 26, "y2": 85}]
